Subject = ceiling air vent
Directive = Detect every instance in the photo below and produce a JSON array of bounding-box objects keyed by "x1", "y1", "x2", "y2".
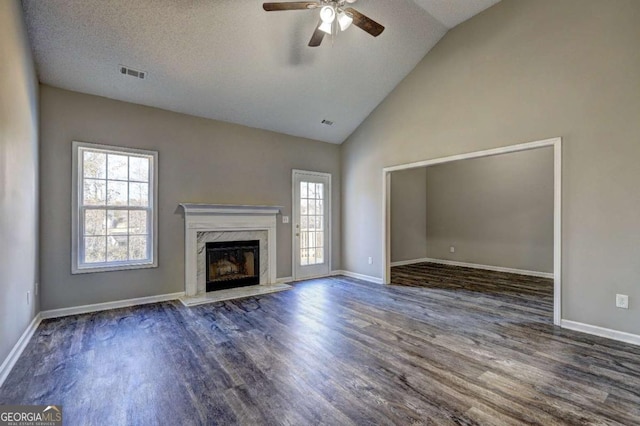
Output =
[
  {"x1": 119, "y1": 65, "x2": 146, "y2": 80},
  {"x1": 321, "y1": 119, "x2": 334, "y2": 126}
]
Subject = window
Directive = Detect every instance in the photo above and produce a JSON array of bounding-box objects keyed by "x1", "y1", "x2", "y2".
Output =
[
  {"x1": 72, "y1": 141, "x2": 158, "y2": 274},
  {"x1": 299, "y1": 181, "x2": 325, "y2": 266}
]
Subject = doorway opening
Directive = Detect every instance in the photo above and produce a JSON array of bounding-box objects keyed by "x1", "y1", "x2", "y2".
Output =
[{"x1": 382, "y1": 138, "x2": 562, "y2": 325}]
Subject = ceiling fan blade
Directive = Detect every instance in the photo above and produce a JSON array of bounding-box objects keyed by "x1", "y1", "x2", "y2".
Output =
[
  {"x1": 263, "y1": 2, "x2": 320, "y2": 11},
  {"x1": 344, "y1": 7, "x2": 385, "y2": 37},
  {"x1": 308, "y1": 21, "x2": 325, "y2": 47}
]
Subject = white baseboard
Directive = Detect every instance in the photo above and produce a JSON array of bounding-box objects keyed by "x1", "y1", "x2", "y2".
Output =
[
  {"x1": 331, "y1": 270, "x2": 384, "y2": 285},
  {"x1": 40, "y1": 292, "x2": 185, "y2": 320},
  {"x1": 390, "y1": 258, "x2": 431, "y2": 267},
  {"x1": 276, "y1": 276, "x2": 293, "y2": 284},
  {"x1": 395, "y1": 257, "x2": 554, "y2": 279},
  {"x1": 561, "y1": 320, "x2": 640, "y2": 347},
  {"x1": 0, "y1": 313, "x2": 42, "y2": 388}
]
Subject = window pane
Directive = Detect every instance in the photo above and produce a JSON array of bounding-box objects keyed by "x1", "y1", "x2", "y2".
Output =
[
  {"x1": 129, "y1": 156, "x2": 149, "y2": 182},
  {"x1": 316, "y1": 232, "x2": 324, "y2": 248},
  {"x1": 315, "y1": 216, "x2": 323, "y2": 231},
  {"x1": 315, "y1": 248, "x2": 324, "y2": 264},
  {"x1": 300, "y1": 216, "x2": 308, "y2": 231},
  {"x1": 300, "y1": 248, "x2": 309, "y2": 266},
  {"x1": 316, "y1": 183, "x2": 324, "y2": 200},
  {"x1": 107, "y1": 154, "x2": 128, "y2": 180},
  {"x1": 107, "y1": 181, "x2": 128, "y2": 205},
  {"x1": 308, "y1": 183, "x2": 316, "y2": 198},
  {"x1": 129, "y1": 210, "x2": 148, "y2": 235},
  {"x1": 84, "y1": 210, "x2": 106, "y2": 236},
  {"x1": 129, "y1": 182, "x2": 149, "y2": 207},
  {"x1": 300, "y1": 182, "x2": 307, "y2": 198},
  {"x1": 308, "y1": 216, "x2": 315, "y2": 230},
  {"x1": 83, "y1": 179, "x2": 106, "y2": 206},
  {"x1": 107, "y1": 210, "x2": 128, "y2": 236},
  {"x1": 83, "y1": 151, "x2": 106, "y2": 178},
  {"x1": 84, "y1": 237, "x2": 106, "y2": 263},
  {"x1": 107, "y1": 236, "x2": 128, "y2": 262},
  {"x1": 130, "y1": 236, "x2": 148, "y2": 260},
  {"x1": 317, "y1": 200, "x2": 323, "y2": 216},
  {"x1": 308, "y1": 200, "x2": 316, "y2": 215},
  {"x1": 308, "y1": 232, "x2": 316, "y2": 248},
  {"x1": 301, "y1": 199, "x2": 308, "y2": 215}
]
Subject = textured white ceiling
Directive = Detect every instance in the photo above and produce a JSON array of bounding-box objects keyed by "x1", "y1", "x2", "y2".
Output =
[
  {"x1": 413, "y1": 0, "x2": 501, "y2": 28},
  {"x1": 22, "y1": 0, "x2": 499, "y2": 144}
]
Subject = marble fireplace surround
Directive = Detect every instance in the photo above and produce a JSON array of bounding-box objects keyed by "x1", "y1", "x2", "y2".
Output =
[{"x1": 179, "y1": 204, "x2": 283, "y2": 300}]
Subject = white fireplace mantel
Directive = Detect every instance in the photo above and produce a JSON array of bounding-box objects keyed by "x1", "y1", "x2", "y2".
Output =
[
  {"x1": 180, "y1": 203, "x2": 282, "y2": 216},
  {"x1": 179, "y1": 203, "x2": 282, "y2": 297}
]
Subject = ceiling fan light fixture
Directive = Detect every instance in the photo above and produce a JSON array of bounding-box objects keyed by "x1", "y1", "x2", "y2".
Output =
[
  {"x1": 320, "y1": 5, "x2": 336, "y2": 23},
  {"x1": 337, "y1": 10, "x2": 353, "y2": 31},
  {"x1": 319, "y1": 20, "x2": 333, "y2": 34}
]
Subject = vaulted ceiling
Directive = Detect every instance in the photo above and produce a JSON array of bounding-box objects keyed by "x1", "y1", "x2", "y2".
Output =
[{"x1": 23, "y1": 0, "x2": 499, "y2": 144}]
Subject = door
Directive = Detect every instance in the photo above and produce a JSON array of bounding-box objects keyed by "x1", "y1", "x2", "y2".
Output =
[{"x1": 293, "y1": 170, "x2": 331, "y2": 280}]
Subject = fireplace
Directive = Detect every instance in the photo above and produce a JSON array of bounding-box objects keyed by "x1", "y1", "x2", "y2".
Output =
[
  {"x1": 179, "y1": 204, "x2": 281, "y2": 300},
  {"x1": 206, "y1": 240, "x2": 260, "y2": 291}
]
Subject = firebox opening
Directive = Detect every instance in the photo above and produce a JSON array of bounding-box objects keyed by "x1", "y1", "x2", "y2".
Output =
[{"x1": 206, "y1": 240, "x2": 260, "y2": 292}]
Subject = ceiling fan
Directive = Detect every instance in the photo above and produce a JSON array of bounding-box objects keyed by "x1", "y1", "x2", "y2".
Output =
[{"x1": 263, "y1": 1, "x2": 385, "y2": 47}]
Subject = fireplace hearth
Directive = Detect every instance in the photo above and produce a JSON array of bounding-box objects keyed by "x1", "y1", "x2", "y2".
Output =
[{"x1": 206, "y1": 240, "x2": 260, "y2": 291}]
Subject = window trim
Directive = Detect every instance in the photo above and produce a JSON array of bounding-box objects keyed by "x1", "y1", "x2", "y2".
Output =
[{"x1": 71, "y1": 141, "x2": 159, "y2": 274}]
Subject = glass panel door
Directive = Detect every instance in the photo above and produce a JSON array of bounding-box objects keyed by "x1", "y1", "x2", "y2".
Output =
[{"x1": 293, "y1": 171, "x2": 331, "y2": 280}]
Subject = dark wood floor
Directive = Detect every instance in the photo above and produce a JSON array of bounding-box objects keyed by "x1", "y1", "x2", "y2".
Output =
[{"x1": 2, "y1": 263, "x2": 640, "y2": 425}]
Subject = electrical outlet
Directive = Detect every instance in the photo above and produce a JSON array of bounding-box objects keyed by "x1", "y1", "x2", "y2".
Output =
[
  {"x1": 450, "y1": 246, "x2": 455, "y2": 253},
  {"x1": 282, "y1": 216, "x2": 289, "y2": 224},
  {"x1": 368, "y1": 257, "x2": 373, "y2": 265},
  {"x1": 27, "y1": 291, "x2": 31, "y2": 305},
  {"x1": 616, "y1": 294, "x2": 629, "y2": 309}
]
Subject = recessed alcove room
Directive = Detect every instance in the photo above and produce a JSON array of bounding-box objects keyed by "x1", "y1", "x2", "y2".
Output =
[{"x1": 1, "y1": 0, "x2": 639, "y2": 424}]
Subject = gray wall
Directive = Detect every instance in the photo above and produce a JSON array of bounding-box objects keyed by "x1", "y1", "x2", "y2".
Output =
[
  {"x1": 390, "y1": 168, "x2": 427, "y2": 263},
  {"x1": 0, "y1": 1, "x2": 39, "y2": 365},
  {"x1": 40, "y1": 85, "x2": 340, "y2": 310},
  {"x1": 425, "y1": 148, "x2": 553, "y2": 272},
  {"x1": 341, "y1": 0, "x2": 640, "y2": 334}
]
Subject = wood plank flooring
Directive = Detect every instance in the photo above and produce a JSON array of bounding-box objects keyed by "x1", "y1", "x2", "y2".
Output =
[{"x1": 1, "y1": 263, "x2": 640, "y2": 425}]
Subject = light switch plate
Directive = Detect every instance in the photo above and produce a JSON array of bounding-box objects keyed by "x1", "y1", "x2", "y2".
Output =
[{"x1": 282, "y1": 216, "x2": 289, "y2": 224}]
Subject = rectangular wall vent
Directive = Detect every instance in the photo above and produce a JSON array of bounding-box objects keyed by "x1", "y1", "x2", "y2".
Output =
[
  {"x1": 119, "y1": 65, "x2": 146, "y2": 80},
  {"x1": 321, "y1": 119, "x2": 334, "y2": 126}
]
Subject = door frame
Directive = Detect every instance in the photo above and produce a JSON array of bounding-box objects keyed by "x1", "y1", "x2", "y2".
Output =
[
  {"x1": 292, "y1": 169, "x2": 332, "y2": 281},
  {"x1": 382, "y1": 137, "x2": 562, "y2": 326}
]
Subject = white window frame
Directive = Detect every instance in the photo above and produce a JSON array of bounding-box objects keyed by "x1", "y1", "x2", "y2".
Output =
[{"x1": 71, "y1": 141, "x2": 158, "y2": 274}]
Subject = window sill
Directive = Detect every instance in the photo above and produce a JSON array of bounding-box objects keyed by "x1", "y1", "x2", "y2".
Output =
[{"x1": 72, "y1": 261, "x2": 158, "y2": 275}]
